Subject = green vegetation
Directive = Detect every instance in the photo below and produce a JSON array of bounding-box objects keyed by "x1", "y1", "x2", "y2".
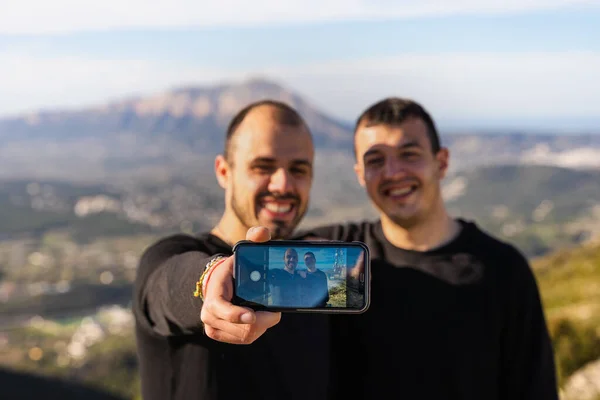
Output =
[
  {"x1": 1, "y1": 240, "x2": 599, "y2": 399},
  {"x1": 1, "y1": 309, "x2": 139, "y2": 400},
  {"x1": 1, "y1": 167, "x2": 599, "y2": 398},
  {"x1": 0, "y1": 283, "x2": 133, "y2": 318},
  {"x1": 0, "y1": 181, "x2": 152, "y2": 240},
  {"x1": 328, "y1": 283, "x2": 346, "y2": 307},
  {"x1": 447, "y1": 165, "x2": 600, "y2": 224},
  {"x1": 3, "y1": 163, "x2": 600, "y2": 259},
  {"x1": 532, "y1": 240, "x2": 600, "y2": 387}
]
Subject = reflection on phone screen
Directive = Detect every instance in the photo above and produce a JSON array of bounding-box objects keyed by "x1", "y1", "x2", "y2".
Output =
[{"x1": 235, "y1": 243, "x2": 366, "y2": 310}]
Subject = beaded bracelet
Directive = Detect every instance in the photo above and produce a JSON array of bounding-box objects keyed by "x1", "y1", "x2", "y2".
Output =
[{"x1": 193, "y1": 256, "x2": 227, "y2": 301}]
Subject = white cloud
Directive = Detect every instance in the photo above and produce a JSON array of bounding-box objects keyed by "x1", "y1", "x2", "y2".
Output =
[
  {"x1": 1, "y1": 0, "x2": 596, "y2": 35},
  {"x1": 1, "y1": 50, "x2": 599, "y2": 123},
  {"x1": 521, "y1": 145, "x2": 600, "y2": 168},
  {"x1": 0, "y1": 52, "x2": 245, "y2": 115},
  {"x1": 265, "y1": 51, "x2": 600, "y2": 121}
]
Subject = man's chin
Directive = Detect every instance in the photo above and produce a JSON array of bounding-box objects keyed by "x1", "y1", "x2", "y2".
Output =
[
  {"x1": 257, "y1": 208, "x2": 305, "y2": 239},
  {"x1": 388, "y1": 211, "x2": 423, "y2": 229},
  {"x1": 261, "y1": 221, "x2": 295, "y2": 239}
]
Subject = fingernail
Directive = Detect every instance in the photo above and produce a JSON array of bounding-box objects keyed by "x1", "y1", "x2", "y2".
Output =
[{"x1": 240, "y1": 312, "x2": 254, "y2": 324}]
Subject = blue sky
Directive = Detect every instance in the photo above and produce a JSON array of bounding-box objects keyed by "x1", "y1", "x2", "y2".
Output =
[
  {"x1": 269, "y1": 247, "x2": 339, "y2": 270},
  {"x1": 1, "y1": 0, "x2": 600, "y2": 130}
]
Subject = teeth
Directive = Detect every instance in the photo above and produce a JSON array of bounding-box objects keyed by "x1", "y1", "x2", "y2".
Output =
[
  {"x1": 264, "y1": 203, "x2": 292, "y2": 213},
  {"x1": 389, "y1": 187, "x2": 413, "y2": 196}
]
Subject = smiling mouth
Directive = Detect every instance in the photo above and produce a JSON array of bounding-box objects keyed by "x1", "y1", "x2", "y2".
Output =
[
  {"x1": 264, "y1": 202, "x2": 293, "y2": 213},
  {"x1": 382, "y1": 185, "x2": 418, "y2": 198},
  {"x1": 259, "y1": 200, "x2": 297, "y2": 219}
]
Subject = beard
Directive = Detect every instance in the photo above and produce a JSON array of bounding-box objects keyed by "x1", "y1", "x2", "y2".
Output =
[{"x1": 230, "y1": 182, "x2": 306, "y2": 240}]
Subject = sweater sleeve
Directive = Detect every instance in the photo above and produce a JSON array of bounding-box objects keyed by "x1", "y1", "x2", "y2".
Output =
[
  {"x1": 132, "y1": 234, "x2": 228, "y2": 337},
  {"x1": 498, "y1": 248, "x2": 559, "y2": 400}
]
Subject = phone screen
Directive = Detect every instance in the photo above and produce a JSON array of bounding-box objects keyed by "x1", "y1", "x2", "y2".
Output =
[{"x1": 233, "y1": 241, "x2": 369, "y2": 313}]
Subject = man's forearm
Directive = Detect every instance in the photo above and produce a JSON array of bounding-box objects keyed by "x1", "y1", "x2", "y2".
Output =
[{"x1": 142, "y1": 252, "x2": 217, "y2": 336}]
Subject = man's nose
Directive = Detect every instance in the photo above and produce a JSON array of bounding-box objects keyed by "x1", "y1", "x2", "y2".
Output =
[
  {"x1": 383, "y1": 158, "x2": 406, "y2": 178},
  {"x1": 268, "y1": 168, "x2": 294, "y2": 194}
]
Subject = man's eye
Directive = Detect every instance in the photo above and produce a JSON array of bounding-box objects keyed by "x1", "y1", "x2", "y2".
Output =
[
  {"x1": 365, "y1": 158, "x2": 384, "y2": 166},
  {"x1": 253, "y1": 165, "x2": 273, "y2": 173},
  {"x1": 290, "y1": 167, "x2": 309, "y2": 176},
  {"x1": 402, "y1": 152, "x2": 421, "y2": 161}
]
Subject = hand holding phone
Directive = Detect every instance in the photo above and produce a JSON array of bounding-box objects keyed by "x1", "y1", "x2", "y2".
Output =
[
  {"x1": 232, "y1": 240, "x2": 370, "y2": 313},
  {"x1": 199, "y1": 226, "x2": 281, "y2": 344}
]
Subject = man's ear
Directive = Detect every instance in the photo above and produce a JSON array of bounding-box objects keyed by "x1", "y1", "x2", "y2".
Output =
[
  {"x1": 436, "y1": 147, "x2": 450, "y2": 179},
  {"x1": 215, "y1": 155, "x2": 230, "y2": 189},
  {"x1": 354, "y1": 162, "x2": 366, "y2": 187}
]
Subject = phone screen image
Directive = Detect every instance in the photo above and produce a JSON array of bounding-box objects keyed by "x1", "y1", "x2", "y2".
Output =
[{"x1": 233, "y1": 241, "x2": 369, "y2": 313}]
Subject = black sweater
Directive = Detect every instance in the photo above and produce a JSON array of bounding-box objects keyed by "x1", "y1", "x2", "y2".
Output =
[
  {"x1": 133, "y1": 218, "x2": 559, "y2": 400},
  {"x1": 132, "y1": 233, "x2": 332, "y2": 400},
  {"x1": 301, "y1": 218, "x2": 559, "y2": 400}
]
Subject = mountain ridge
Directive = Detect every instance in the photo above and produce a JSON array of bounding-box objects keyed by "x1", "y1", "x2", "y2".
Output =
[
  {"x1": 0, "y1": 76, "x2": 599, "y2": 186},
  {"x1": 0, "y1": 77, "x2": 352, "y2": 147}
]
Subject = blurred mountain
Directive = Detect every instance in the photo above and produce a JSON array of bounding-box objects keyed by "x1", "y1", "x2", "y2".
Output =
[
  {"x1": 0, "y1": 77, "x2": 599, "y2": 184},
  {"x1": 0, "y1": 76, "x2": 599, "y2": 255},
  {"x1": 0, "y1": 78, "x2": 351, "y2": 183},
  {"x1": 0, "y1": 77, "x2": 351, "y2": 147}
]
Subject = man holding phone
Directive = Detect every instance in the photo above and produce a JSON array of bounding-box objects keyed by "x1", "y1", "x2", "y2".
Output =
[
  {"x1": 132, "y1": 100, "x2": 333, "y2": 400},
  {"x1": 268, "y1": 248, "x2": 302, "y2": 307},
  {"x1": 200, "y1": 97, "x2": 560, "y2": 399}
]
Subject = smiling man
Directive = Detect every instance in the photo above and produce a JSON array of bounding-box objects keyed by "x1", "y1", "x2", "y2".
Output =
[
  {"x1": 353, "y1": 99, "x2": 451, "y2": 238},
  {"x1": 298, "y1": 97, "x2": 560, "y2": 399},
  {"x1": 132, "y1": 100, "x2": 332, "y2": 400},
  {"x1": 213, "y1": 101, "x2": 313, "y2": 241}
]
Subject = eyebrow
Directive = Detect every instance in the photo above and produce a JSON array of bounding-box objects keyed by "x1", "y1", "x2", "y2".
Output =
[
  {"x1": 363, "y1": 141, "x2": 422, "y2": 159},
  {"x1": 251, "y1": 157, "x2": 312, "y2": 167}
]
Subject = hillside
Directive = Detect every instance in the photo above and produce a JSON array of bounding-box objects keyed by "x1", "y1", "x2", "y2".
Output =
[
  {"x1": 1, "y1": 75, "x2": 599, "y2": 400},
  {"x1": 532, "y1": 240, "x2": 600, "y2": 391},
  {"x1": 445, "y1": 164, "x2": 600, "y2": 256},
  {"x1": 446, "y1": 164, "x2": 600, "y2": 220},
  {"x1": 1, "y1": 162, "x2": 598, "y2": 258},
  {"x1": 1, "y1": 238, "x2": 598, "y2": 399},
  {"x1": 0, "y1": 181, "x2": 156, "y2": 240}
]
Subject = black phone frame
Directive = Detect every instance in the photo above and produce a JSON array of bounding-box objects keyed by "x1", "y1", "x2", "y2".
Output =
[{"x1": 232, "y1": 239, "x2": 371, "y2": 314}]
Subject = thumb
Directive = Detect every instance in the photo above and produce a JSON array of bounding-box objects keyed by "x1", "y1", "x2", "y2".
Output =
[
  {"x1": 246, "y1": 226, "x2": 271, "y2": 242},
  {"x1": 255, "y1": 310, "x2": 282, "y2": 329}
]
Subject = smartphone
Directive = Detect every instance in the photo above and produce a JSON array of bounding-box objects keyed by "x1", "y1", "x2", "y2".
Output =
[{"x1": 232, "y1": 240, "x2": 370, "y2": 314}]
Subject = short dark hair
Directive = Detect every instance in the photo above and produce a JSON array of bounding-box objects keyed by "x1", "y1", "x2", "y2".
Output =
[
  {"x1": 284, "y1": 248, "x2": 298, "y2": 258},
  {"x1": 224, "y1": 99, "x2": 309, "y2": 162},
  {"x1": 304, "y1": 251, "x2": 315, "y2": 260},
  {"x1": 354, "y1": 97, "x2": 441, "y2": 158}
]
